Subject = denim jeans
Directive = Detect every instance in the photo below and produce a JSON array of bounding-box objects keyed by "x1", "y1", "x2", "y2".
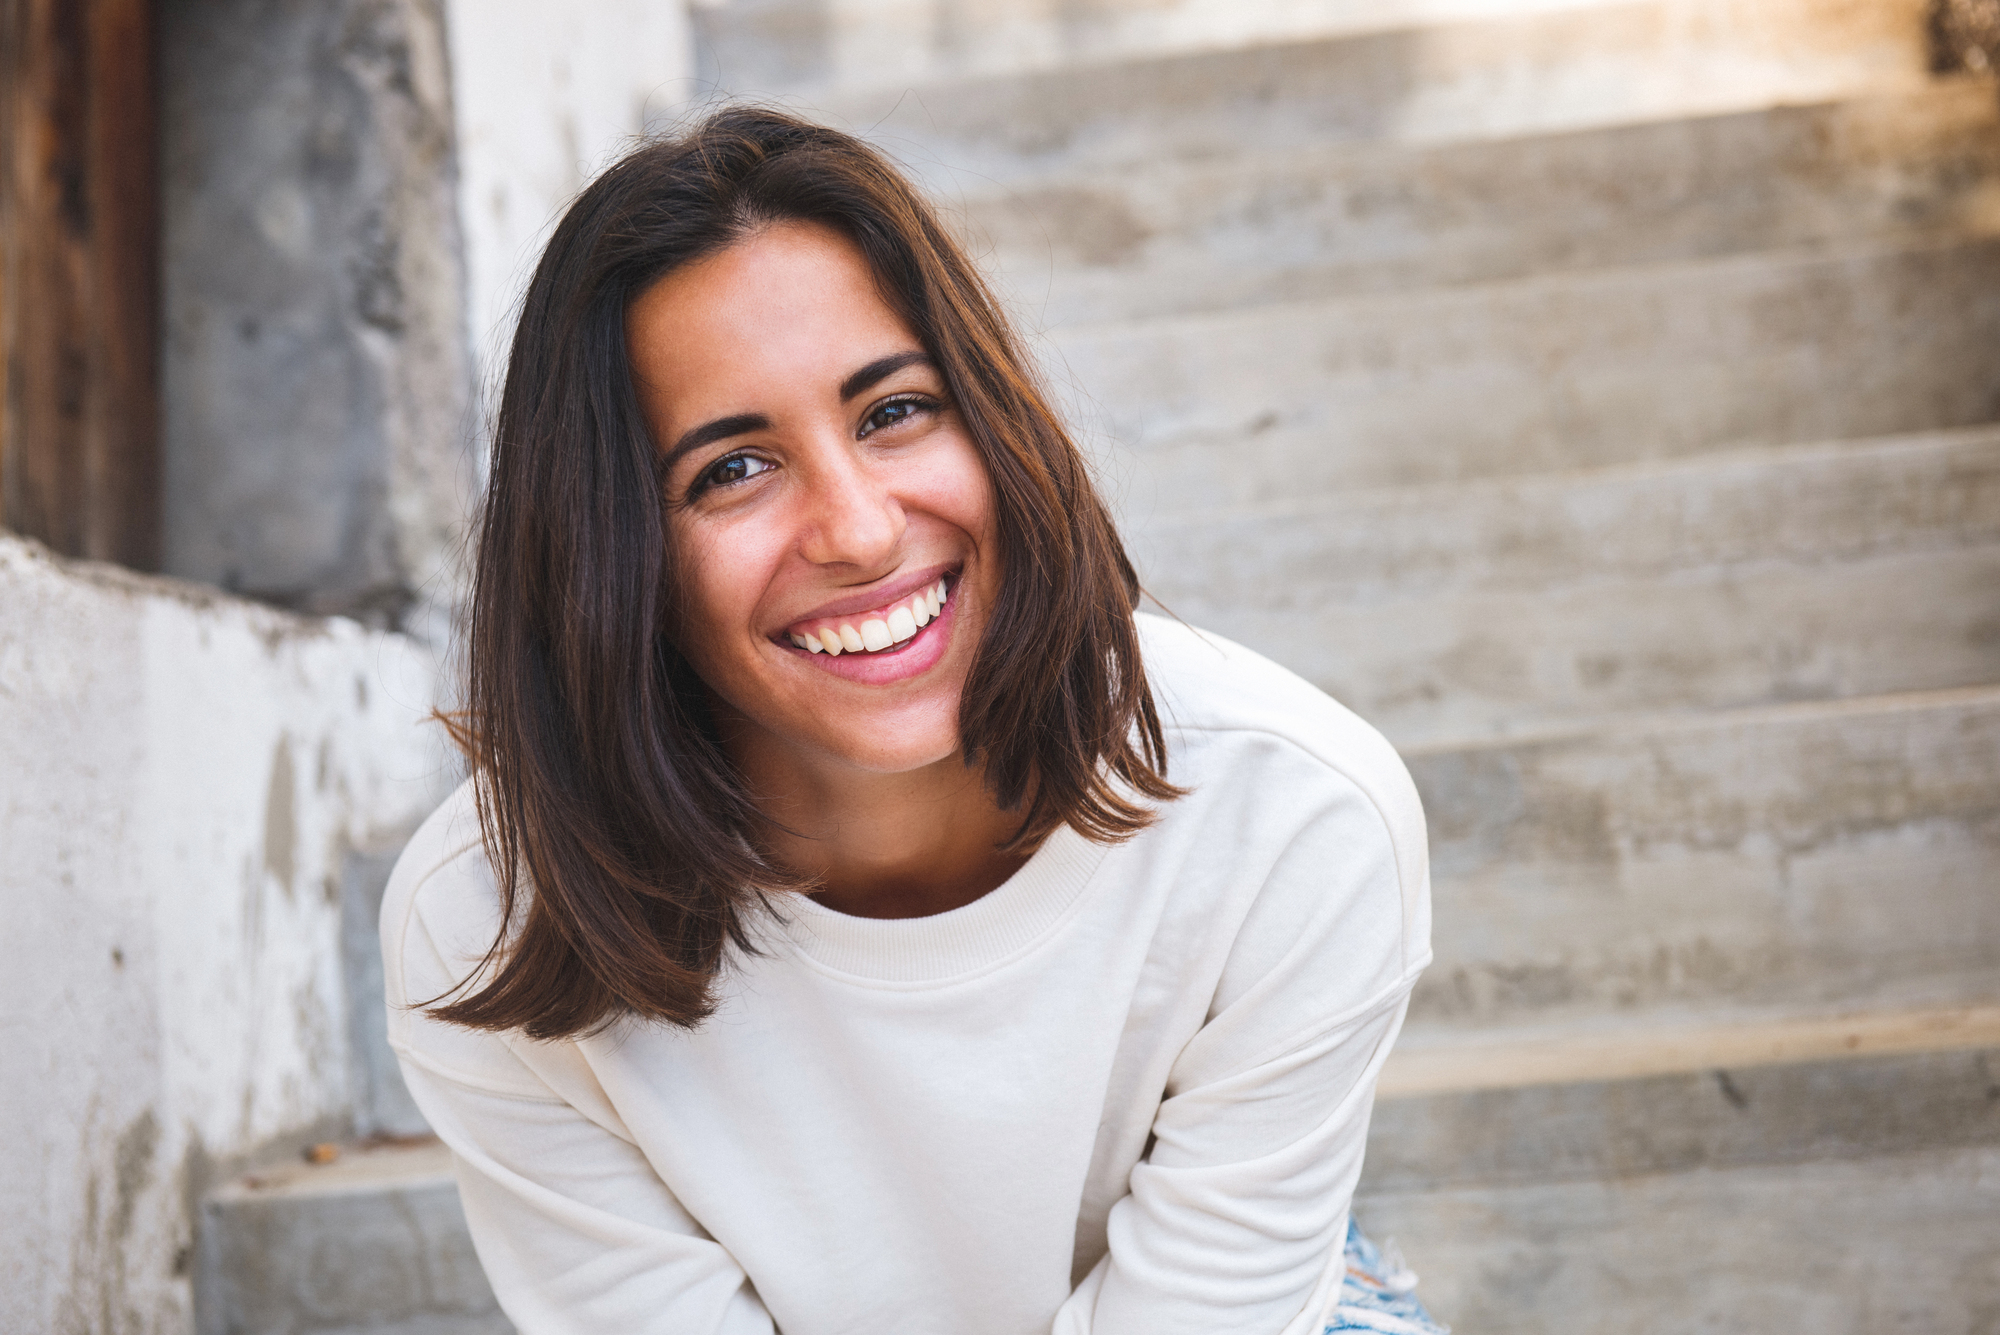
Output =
[{"x1": 1326, "y1": 1217, "x2": 1449, "y2": 1334}]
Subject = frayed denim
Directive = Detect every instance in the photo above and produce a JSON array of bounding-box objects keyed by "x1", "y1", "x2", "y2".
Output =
[{"x1": 1326, "y1": 1218, "x2": 1449, "y2": 1334}]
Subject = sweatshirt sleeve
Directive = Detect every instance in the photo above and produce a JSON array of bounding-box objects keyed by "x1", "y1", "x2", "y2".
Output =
[
  {"x1": 381, "y1": 824, "x2": 775, "y2": 1335},
  {"x1": 1052, "y1": 732, "x2": 1430, "y2": 1335}
]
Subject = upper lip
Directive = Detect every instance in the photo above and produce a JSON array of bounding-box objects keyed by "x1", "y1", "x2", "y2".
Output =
[{"x1": 775, "y1": 563, "x2": 956, "y2": 634}]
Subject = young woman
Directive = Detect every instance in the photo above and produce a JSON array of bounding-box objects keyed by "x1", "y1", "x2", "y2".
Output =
[{"x1": 384, "y1": 107, "x2": 1440, "y2": 1335}]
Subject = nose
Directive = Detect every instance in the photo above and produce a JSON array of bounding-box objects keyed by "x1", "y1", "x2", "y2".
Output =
[{"x1": 796, "y1": 440, "x2": 905, "y2": 571}]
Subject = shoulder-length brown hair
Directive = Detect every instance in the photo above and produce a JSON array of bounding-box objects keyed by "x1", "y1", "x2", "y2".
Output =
[{"x1": 435, "y1": 106, "x2": 1178, "y2": 1039}]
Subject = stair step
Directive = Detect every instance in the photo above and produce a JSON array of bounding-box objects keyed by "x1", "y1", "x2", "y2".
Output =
[
  {"x1": 1354, "y1": 1143, "x2": 2000, "y2": 1333},
  {"x1": 1172, "y1": 536, "x2": 2000, "y2": 745},
  {"x1": 957, "y1": 84, "x2": 2000, "y2": 323},
  {"x1": 1371, "y1": 1025, "x2": 2000, "y2": 1191},
  {"x1": 1059, "y1": 236, "x2": 2000, "y2": 491},
  {"x1": 1139, "y1": 427, "x2": 2000, "y2": 741},
  {"x1": 1369, "y1": 1004, "x2": 2000, "y2": 1188},
  {"x1": 1401, "y1": 686, "x2": 2000, "y2": 1026},
  {"x1": 193, "y1": 1040, "x2": 1998, "y2": 1334},
  {"x1": 698, "y1": 0, "x2": 1655, "y2": 94},
  {"x1": 1384, "y1": 1002, "x2": 2000, "y2": 1097},
  {"x1": 196, "y1": 1140, "x2": 506, "y2": 1335},
  {"x1": 788, "y1": 0, "x2": 1932, "y2": 176}
]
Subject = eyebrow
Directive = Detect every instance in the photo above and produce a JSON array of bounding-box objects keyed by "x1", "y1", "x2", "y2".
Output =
[
  {"x1": 664, "y1": 351, "x2": 934, "y2": 467},
  {"x1": 840, "y1": 350, "x2": 930, "y2": 403},
  {"x1": 666, "y1": 412, "x2": 769, "y2": 467}
]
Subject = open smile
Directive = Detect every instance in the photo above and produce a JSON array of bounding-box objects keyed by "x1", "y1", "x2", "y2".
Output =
[
  {"x1": 782, "y1": 574, "x2": 951, "y2": 656},
  {"x1": 772, "y1": 569, "x2": 960, "y2": 684}
]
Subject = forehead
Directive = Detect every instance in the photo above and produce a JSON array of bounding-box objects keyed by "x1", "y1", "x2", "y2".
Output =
[{"x1": 625, "y1": 221, "x2": 920, "y2": 417}]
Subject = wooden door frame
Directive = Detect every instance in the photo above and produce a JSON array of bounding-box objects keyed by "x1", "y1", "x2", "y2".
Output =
[{"x1": 0, "y1": 0, "x2": 159, "y2": 568}]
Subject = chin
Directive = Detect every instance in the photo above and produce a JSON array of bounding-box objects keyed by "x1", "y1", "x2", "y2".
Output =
[{"x1": 813, "y1": 712, "x2": 965, "y2": 776}]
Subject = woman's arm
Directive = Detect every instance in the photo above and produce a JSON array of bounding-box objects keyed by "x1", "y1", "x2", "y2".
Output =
[
  {"x1": 1055, "y1": 747, "x2": 1428, "y2": 1335},
  {"x1": 383, "y1": 833, "x2": 776, "y2": 1335},
  {"x1": 1054, "y1": 989, "x2": 1410, "y2": 1335}
]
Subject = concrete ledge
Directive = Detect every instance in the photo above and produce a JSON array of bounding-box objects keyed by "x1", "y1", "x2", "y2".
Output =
[
  {"x1": 1368, "y1": 1005, "x2": 2000, "y2": 1190},
  {"x1": 196, "y1": 1140, "x2": 508, "y2": 1335},
  {"x1": 1383, "y1": 1003, "x2": 2000, "y2": 1097}
]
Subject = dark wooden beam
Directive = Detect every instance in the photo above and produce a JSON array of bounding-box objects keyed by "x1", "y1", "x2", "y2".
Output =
[{"x1": 0, "y1": 0, "x2": 159, "y2": 568}]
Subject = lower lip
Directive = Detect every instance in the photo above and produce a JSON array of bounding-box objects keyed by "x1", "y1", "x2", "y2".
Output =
[{"x1": 781, "y1": 589, "x2": 958, "y2": 685}]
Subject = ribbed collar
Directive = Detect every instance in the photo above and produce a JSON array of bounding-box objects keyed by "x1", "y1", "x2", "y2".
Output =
[{"x1": 773, "y1": 824, "x2": 1111, "y2": 984}]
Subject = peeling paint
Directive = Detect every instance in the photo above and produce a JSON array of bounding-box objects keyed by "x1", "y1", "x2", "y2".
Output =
[
  {"x1": 57, "y1": 1110, "x2": 163, "y2": 1335},
  {"x1": 262, "y1": 736, "x2": 297, "y2": 899}
]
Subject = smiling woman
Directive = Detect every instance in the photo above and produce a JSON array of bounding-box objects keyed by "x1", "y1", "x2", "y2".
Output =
[
  {"x1": 382, "y1": 108, "x2": 1439, "y2": 1335},
  {"x1": 625, "y1": 221, "x2": 1032, "y2": 918}
]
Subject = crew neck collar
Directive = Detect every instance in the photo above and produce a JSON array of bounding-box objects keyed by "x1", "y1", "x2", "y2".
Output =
[{"x1": 773, "y1": 824, "x2": 1110, "y2": 983}]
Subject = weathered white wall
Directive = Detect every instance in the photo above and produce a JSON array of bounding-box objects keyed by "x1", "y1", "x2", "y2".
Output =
[
  {"x1": 446, "y1": 0, "x2": 695, "y2": 391},
  {"x1": 0, "y1": 535, "x2": 453, "y2": 1334}
]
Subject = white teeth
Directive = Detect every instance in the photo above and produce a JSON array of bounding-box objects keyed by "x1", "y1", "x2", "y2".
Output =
[{"x1": 797, "y1": 579, "x2": 953, "y2": 657}]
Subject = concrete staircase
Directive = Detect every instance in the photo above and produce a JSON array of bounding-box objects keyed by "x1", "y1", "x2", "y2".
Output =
[
  {"x1": 200, "y1": 1, "x2": 2000, "y2": 1329},
  {"x1": 696, "y1": 0, "x2": 2000, "y2": 1327}
]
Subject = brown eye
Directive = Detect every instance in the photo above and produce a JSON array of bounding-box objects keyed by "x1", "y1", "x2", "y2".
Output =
[
  {"x1": 860, "y1": 396, "x2": 934, "y2": 437},
  {"x1": 699, "y1": 453, "x2": 773, "y2": 491}
]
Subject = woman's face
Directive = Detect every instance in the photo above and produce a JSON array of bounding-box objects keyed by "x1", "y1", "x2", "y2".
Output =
[{"x1": 627, "y1": 221, "x2": 1001, "y2": 778}]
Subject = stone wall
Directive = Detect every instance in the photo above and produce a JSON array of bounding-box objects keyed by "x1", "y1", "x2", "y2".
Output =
[{"x1": 159, "y1": 0, "x2": 474, "y2": 642}]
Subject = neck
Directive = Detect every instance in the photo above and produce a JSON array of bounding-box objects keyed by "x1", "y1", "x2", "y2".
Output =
[{"x1": 722, "y1": 715, "x2": 1032, "y2": 920}]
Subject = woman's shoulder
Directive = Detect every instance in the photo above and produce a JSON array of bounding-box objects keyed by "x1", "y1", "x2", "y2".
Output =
[
  {"x1": 379, "y1": 778, "x2": 507, "y2": 1008},
  {"x1": 1137, "y1": 612, "x2": 1421, "y2": 837},
  {"x1": 1133, "y1": 614, "x2": 1431, "y2": 1018}
]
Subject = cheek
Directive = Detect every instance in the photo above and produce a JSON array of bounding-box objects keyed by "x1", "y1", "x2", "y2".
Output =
[
  {"x1": 671, "y1": 516, "x2": 783, "y2": 657},
  {"x1": 912, "y1": 438, "x2": 1000, "y2": 547}
]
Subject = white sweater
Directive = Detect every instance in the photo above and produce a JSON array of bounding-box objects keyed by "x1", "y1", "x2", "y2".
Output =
[{"x1": 383, "y1": 615, "x2": 1431, "y2": 1335}]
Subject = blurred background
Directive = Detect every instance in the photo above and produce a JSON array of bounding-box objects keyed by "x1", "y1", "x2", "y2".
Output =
[{"x1": 4, "y1": 1, "x2": 1998, "y2": 1331}]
